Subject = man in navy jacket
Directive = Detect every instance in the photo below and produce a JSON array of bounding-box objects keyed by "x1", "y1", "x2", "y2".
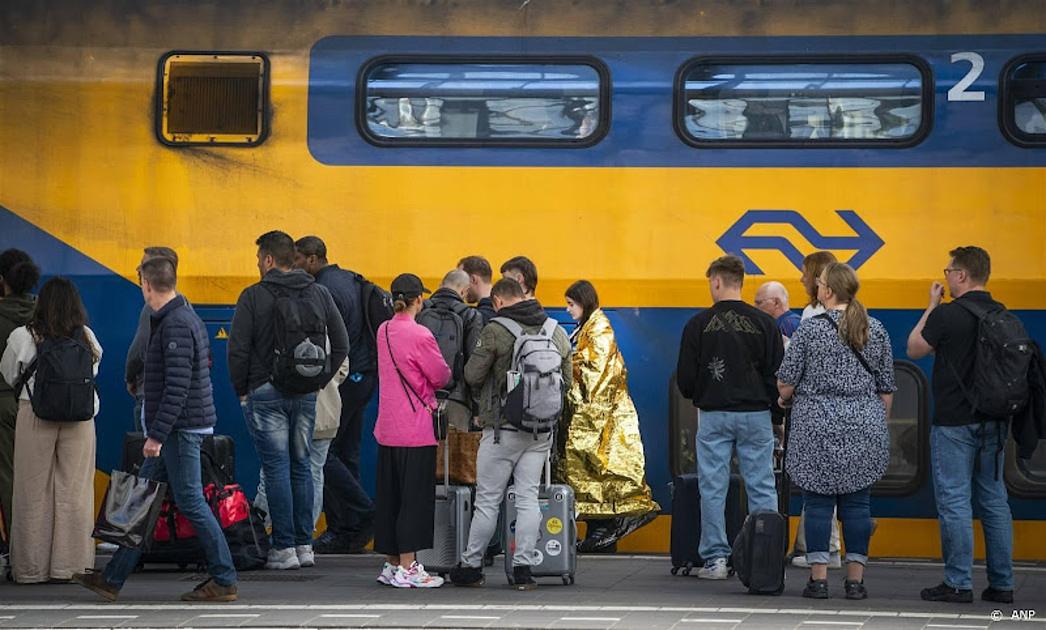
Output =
[{"x1": 75, "y1": 256, "x2": 238, "y2": 602}]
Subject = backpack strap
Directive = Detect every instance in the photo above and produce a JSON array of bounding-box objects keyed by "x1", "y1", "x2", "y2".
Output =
[
  {"x1": 491, "y1": 316, "x2": 523, "y2": 339},
  {"x1": 14, "y1": 357, "x2": 38, "y2": 401},
  {"x1": 538, "y1": 317, "x2": 558, "y2": 338},
  {"x1": 815, "y1": 313, "x2": 875, "y2": 378}
]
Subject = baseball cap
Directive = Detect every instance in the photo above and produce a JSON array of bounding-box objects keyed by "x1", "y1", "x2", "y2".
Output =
[{"x1": 390, "y1": 273, "x2": 431, "y2": 301}]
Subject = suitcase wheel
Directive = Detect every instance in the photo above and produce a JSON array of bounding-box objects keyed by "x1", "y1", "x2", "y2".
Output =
[
  {"x1": 670, "y1": 566, "x2": 679, "y2": 576},
  {"x1": 562, "y1": 576, "x2": 570, "y2": 585},
  {"x1": 682, "y1": 566, "x2": 692, "y2": 576}
]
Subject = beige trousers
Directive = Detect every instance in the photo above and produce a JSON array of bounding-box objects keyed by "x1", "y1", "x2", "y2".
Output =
[{"x1": 10, "y1": 401, "x2": 96, "y2": 583}]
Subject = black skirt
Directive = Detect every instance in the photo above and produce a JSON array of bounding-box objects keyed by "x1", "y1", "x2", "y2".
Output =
[{"x1": 373, "y1": 444, "x2": 437, "y2": 555}]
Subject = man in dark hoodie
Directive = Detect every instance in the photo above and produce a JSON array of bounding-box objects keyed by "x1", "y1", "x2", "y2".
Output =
[
  {"x1": 228, "y1": 231, "x2": 349, "y2": 570},
  {"x1": 0, "y1": 249, "x2": 39, "y2": 536},
  {"x1": 449, "y1": 278, "x2": 571, "y2": 591},
  {"x1": 419, "y1": 269, "x2": 485, "y2": 430},
  {"x1": 294, "y1": 236, "x2": 377, "y2": 554}
]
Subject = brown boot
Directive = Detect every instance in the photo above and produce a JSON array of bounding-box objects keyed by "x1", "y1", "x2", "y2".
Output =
[
  {"x1": 180, "y1": 578, "x2": 238, "y2": 602},
  {"x1": 72, "y1": 570, "x2": 120, "y2": 602}
]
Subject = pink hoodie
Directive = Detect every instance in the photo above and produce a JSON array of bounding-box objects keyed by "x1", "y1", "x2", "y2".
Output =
[{"x1": 373, "y1": 312, "x2": 452, "y2": 447}]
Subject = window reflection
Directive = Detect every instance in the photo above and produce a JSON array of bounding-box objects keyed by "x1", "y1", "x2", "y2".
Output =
[
  {"x1": 879, "y1": 365, "x2": 922, "y2": 488},
  {"x1": 362, "y1": 62, "x2": 602, "y2": 143},
  {"x1": 681, "y1": 62, "x2": 925, "y2": 143},
  {"x1": 1009, "y1": 60, "x2": 1046, "y2": 137}
]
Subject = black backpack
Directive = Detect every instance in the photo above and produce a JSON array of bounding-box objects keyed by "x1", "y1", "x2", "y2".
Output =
[
  {"x1": 355, "y1": 274, "x2": 394, "y2": 357},
  {"x1": 951, "y1": 300, "x2": 1034, "y2": 418},
  {"x1": 416, "y1": 301, "x2": 467, "y2": 391},
  {"x1": 18, "y1": 334, "x2": 96, "y2": 422},
  {"x1": 263, "y1": 284, "x2": 330, "y2": 395}
]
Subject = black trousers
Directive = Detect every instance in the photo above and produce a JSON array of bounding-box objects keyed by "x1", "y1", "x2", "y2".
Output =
[
  {"x1": 373, "y1": 445, "x2": 436, "y2": 556},
  {"x1": 323, "y1": 374, "x2": 377, "y2": 537}
]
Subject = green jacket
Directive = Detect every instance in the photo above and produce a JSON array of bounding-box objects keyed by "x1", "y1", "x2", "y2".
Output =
[
  {"x1": 464, "y1": 299, "x2": 572, "y2": 429},
  {"x1": 0, "y1": 293, "x2": 35, "y2": 395}
]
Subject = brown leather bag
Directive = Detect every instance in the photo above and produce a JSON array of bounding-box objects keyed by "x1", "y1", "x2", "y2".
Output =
[{"x1": 435, "y1": 428, "x2": 482, "y2": 485}]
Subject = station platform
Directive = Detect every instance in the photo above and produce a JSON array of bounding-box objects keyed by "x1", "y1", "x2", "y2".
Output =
[{"x1": 0, "y1": 554, "x2": 1044, "y2": 629}]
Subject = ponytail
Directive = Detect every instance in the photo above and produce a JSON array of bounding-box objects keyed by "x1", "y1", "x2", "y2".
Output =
[
  {"x1": 393, "y1": 299, "x2": 408, "y2": 314},
  {"x1": 838, "y1": 298, "x2": 870, "y2": 351}
]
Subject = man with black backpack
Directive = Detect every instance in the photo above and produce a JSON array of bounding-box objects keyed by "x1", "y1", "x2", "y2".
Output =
[
  {"x1": 294, "y1": 236, "x2": 387, "y2": 554},
  {"x1": 228, "y1": 231, "x2": 348, "y2": 570},
  {"x1": 908, "y1": 246, "x2": 1022, "y2": 605},
  {"x1": 449, "y1": 278, "x2": 571, "y2": 590},
  {"x1": 418, "y1": 269, "x2": 485, "y2": 431}
]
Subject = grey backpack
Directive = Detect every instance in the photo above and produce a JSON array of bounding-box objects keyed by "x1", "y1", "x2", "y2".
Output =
[{"x1": 492, "y1": 317, "x2": 564, "y2": 440}]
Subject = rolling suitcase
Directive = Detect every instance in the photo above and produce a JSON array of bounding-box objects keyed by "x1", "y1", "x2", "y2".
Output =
[
  {"x1": 121, "y1": 432, "x2": 235, "y2": 484},
  {"x1": 416, "y1": 401, "x2": 471, "y2": 576},
  {"x1": 503, "y1": 451, "x2": 577, "y2": 585},
  {"x1": 670, "y1": 472, "x2": 746, "y2": 575},
  {"x1": 668, "y1": 372, "x2": 698, "y2": 479}
]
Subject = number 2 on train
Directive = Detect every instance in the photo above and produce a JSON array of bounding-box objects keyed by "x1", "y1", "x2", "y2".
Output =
[{"x1": 948, "y1": 51, "x2": 986, "y2": 102}]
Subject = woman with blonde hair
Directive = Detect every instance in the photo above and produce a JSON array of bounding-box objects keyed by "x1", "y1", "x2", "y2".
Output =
[
  {"x1": 561, "y1": 280, "x2": 659, "y2": 552},
  {"x1": 777, "y1": 263, "x2": 895, "y2": 600}
]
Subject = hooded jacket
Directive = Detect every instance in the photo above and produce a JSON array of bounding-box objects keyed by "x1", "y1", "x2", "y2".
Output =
[
  {"x1": 421, "y1": 287, "x2": 485, "y2": 406},
  {"x1": 0, "y1": 294, "x2": 35, "y2": 395},
  {"x1": 464, "y1": 299, "x2": 572, "y2": 429},
  {"x1": 228, "y1": 268, "x2": 349, "y2": 397}
]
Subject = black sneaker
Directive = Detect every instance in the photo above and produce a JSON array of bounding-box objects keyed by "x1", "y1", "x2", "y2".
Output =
[
  {"x1": 802, "y1": 578, "x2": 829, "y2": 599},
  {"x1": 844, "y1": 579, "x2": 868, "y2": 600},
  {"x1": 312, "y1": 533, "x2": 354, "y2": 555},
  {"x1": 982, "y1": 586, "x2": 1014, "y2": 603},
  {"x1": 449, "y1": 564, "x2": 485, "y2": 587},
  {"x1": 921, "y1": 582, "x2": 973, "y2": 603},
  {"x1": 346, "y1": 524, "x2": 374, "y2": 554},
  {"x1": 512, "y1": 565, "x2": 537, "y2": 591}
]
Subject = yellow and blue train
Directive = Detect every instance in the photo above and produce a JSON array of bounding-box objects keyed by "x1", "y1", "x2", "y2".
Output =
[{"x1": 2, "y1": 0, "x2": 1045, "y2": 559}]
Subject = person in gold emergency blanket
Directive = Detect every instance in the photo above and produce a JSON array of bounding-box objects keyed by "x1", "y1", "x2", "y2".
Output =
[{"x1": 559, "y1": 280, "x2": 660, "y2": 552}]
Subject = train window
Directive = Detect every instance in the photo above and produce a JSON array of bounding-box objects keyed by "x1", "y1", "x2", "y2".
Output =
[
  {"x1": 1001, "y1": 55, "x2": 1046, "y2": 146},
  {"x1": 676, "y1": 57, "x2": 930, "y2": 147},
  {"x1": 873, "y1": 360, "x2": 929, "y2": 496},
  {"x1": 1005, "y1": 439, "x2": 1046, "y2": 498},
  {"x1": 358, "y1": 58, "x2": 609, "y2": 146},
  {"x1": 156, "y1": 52, "x2": 269, "y2": 146}
]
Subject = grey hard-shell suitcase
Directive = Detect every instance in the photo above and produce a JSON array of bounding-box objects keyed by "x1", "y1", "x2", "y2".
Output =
[
  {"x1": 502, "y1": 453, "x2": 577, "y2": 585},
  {"x1": 417, "y1": 400, "x2": 471, "y2": 576}
]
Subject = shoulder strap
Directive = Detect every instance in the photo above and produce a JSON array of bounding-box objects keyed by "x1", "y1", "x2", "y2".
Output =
[
  {"x1": 816, "y1": 313, "x2": 874, "y2": 378},
  {"x1": 492, "y1": 317, "x2": 523, "y2": 339},
  {"x1": 383, "y1": 324, "x2": 429, "y2": 414},
  {"x1": 14, "y1": 357, "x2": 38, "y2": 401},
  {"x1": 951, "y1": 298, "x2": 998, "y2": 320},
  {"x1": 539, "y1": 317, "x2": 557, "y2": 338}
]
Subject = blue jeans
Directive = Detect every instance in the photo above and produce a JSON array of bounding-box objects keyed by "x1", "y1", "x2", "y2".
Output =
[
  {"x1": 243, "y1": 382, "x2": 317, "y2": 550},
  {"x1": 103, "y1": 431, "x2": 237, "y2": 589},
  {"x1": 931, "y1": 423, "x2": 1014, "y2": 591},
  {"x1": 696, "y1": 410, "x2": 778, "y2": 560},
  {"x1": 803, "y1": 488, "x2": 871, "y2": 565},
  {"x1": 323, "y1": 375, "x2": 376, "y2": 538},
  {"x1": 254, "y1": 437, "x2": 331, "y2": 530}
]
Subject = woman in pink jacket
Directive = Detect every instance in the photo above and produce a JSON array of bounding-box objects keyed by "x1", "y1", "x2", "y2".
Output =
[{"x1": 373, "y1": 273, "x2": 451, "y2": 588}]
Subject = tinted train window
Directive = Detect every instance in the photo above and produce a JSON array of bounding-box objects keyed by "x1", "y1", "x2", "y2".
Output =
[
  {"x1": 677, "y1": 58, "x2": 929, "y2": 147},
  {"x1": 157, "y1": 52, "x2": 268, "y2": 146},
  {"x1": 1005, "y1": 440, "x2": 1046, "y2": 498},
  {"x1": 874, "y1": 361, "x2": 928, "y2": 495},
  {"x1": 359, "y1": 59, "x2": 608, "y2": 146},
  {"x1": 1002, "y1": 56, "x2": 1046, "y2": 146}
]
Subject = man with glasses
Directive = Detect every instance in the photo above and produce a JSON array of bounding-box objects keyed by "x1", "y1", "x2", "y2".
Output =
[{"x1": 907, "y1": 246, "x2": 1014, "y2": 605}]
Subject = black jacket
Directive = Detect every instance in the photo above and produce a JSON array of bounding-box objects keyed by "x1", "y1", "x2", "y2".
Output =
[
  {"x1": 1014, "y1": 341, "x2": 1046, "y2": 460},
  {"x1": 0, "y1": 293, "x2": 34, "y2": 395},
  {"x1": 143, "y1": 295, "x2": 217, "y2": 443},
  {"x1": 676, "y1": 300, "x2": 784, "y2": 412},
  {"x1": 315, "y1": 264, "x2": 373, "y2": 374},
  {"x1": 228, "y1": 269, "x2": 349, "y2": 397},
  {"x1": 423, "y1": 288, "x2": 485, "y2": 405},
  {"x1": 475, "y1": 297, "x2": 496, "y2": 324}
]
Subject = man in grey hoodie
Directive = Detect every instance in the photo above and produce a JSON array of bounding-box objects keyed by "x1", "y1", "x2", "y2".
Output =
[{"x1": 0, "y1": 249, "x2": 38, "y2": 536}]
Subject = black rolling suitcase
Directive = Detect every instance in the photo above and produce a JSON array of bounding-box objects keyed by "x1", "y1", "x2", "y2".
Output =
[
  {"x1": 121, "y1": 432, "x2": 235, "y2": 482},
  {"x1": 670, "y1": 473, "x2": 746, "y2": 576}
]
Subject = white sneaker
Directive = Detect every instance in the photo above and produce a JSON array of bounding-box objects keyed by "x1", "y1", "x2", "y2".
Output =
[
  {"x1": 295, "y1": 545, "x2": 315, "y2": 568},
  {"x1": 265, "y1": 547, "x2": 301, "y2": 570},
  {"x1": 390, "y1": 561, "x2": 444, "y2": 588},
  {"x1": 696, "y1": 557, "x2": 729, "y2": 580},
  {"x1": 791, "y1": 553, "x2": 842, "y2": 569},
  {"x1": 376, "y1": 562, "x2": 396, "y2": 586}
]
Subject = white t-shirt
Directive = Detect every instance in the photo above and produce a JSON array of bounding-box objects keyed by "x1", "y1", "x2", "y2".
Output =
[
  {"x1": 0, "y1": 326, "x2": 102, "y2": 416},
  {"x1": 801, "y1": 303, "x2": 826, "y2": 321}
]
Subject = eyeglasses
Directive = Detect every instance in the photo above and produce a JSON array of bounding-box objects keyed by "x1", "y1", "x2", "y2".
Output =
[{"x1": 943, "y1": 267, "x2": 962, "y2": 276}]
